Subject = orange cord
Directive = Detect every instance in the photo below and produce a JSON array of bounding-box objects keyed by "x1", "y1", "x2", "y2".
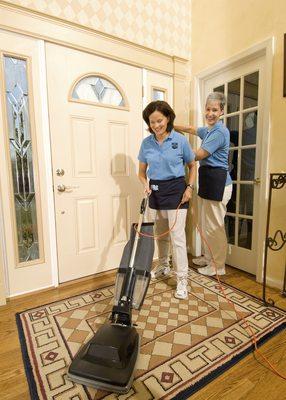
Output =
[
  {"x1": 194, "y1": 214, "x2": 286, "y2": 380},
  {"x1": 135, "y1": 201, "x2": 286, "y2": 380},
  {"x1": 134, "y1": 201, "x2": 183, "y2": 239}
]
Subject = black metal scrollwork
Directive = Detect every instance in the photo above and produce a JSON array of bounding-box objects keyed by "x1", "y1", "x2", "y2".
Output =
[
  {"x1": 271, "y1": 174, "x2": 286, "y2": 189},
  {"x1": 267, "y1": 230, "x2": 286, "y2": 251},
  {"x1": 263, "y1": 173, "x2": 286, "y2": 306}
]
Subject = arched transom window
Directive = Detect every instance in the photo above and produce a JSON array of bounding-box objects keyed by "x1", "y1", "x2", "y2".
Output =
[{"x1": 71, "y1": 74, "x2": 127, "y2": 108}]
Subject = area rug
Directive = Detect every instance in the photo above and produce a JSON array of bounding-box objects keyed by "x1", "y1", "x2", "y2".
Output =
[{"x1": 16, "y1": 270, "x2": 286, "y2": 400}]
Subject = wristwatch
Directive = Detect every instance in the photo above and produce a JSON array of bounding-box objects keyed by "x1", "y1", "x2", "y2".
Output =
[{"x1": 187, "y1": 184, "x2": 194, "y2": 190}]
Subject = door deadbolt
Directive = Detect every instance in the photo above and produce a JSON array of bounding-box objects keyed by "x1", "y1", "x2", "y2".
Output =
[{"x1": 56, "y1": 168, "x2": 65, "y2": 176}]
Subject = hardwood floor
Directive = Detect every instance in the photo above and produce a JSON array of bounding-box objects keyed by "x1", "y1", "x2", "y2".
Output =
[{"x1": 0, "y1": 266, "x2": 285, "y2": 400}]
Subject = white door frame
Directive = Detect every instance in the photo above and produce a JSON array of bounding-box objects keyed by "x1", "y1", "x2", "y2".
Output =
[
  {"x1": 38, "y1": 40, "x2": 58, "y2": 287},
  {"x1": 192, "y1": 38, "x2": 274, "y2": 282}
]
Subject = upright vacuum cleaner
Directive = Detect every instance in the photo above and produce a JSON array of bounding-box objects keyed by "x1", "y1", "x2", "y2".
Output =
[{"x1": 67, "y1": 197, "x2": 154, "y2": 393}]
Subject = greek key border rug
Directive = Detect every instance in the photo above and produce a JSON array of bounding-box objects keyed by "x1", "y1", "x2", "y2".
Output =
[{"x1": 16, "y1": 270, "x2": 286, "y2": 400}]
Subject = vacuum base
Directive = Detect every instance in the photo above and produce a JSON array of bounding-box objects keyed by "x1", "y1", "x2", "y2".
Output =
[
  {"x1": 66, "y1": 371, "x2": 134, "y2": 394},
  {"x1": 67, "y1": 324, "x2": 140, "y2": 394}
]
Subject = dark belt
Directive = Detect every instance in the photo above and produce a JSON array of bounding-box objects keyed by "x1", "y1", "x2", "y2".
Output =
[
  {"x1": 149, "y1": 176, "x2": 188, "y2": 210},
  {"x1": 198, "y1": 166, "x2": 227, "y2": 201}
]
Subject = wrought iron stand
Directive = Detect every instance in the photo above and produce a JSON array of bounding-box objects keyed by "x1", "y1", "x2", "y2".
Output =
[{"x1": 263, "y1": 173, "x2": 286, "y2": 306}]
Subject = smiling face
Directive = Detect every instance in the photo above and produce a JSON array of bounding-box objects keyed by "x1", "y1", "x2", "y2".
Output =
[
  {"x1": 205, "y1": 100, "x2": 224, "y2": 127},
  {"x1": 149, "y1": 110, "x2": 169, "y2": 139}
]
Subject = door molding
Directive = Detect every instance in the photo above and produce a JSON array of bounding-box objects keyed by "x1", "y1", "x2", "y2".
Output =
[
  {"x1": 0, "y1": 1, "x2": 188, "y2": 78},
  {"x1": 193, "y1": 38, "x2": 274, "y2": 282},
  {"x1": 0, "y1": 185, "x2": 8, "y2": 304}
]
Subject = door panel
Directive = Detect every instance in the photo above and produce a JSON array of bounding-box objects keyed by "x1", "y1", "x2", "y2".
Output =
[
  {"x1": 204, "y1": 57, "x2": 265, "y2": 274},
  {"x1": 46, "y1": 43, "x2": 142, "y2": 282},
  {"x1": 0, "y1": 31, "x2": 52, "y2": 295}
]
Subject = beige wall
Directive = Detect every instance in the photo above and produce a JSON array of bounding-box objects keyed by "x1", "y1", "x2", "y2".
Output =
[
  {"x1": 191, "y1": 0, "x2": 286, "y2": 287},
  {"x1": 4, "y1": 0, "x2": 191, "y2": 59}
]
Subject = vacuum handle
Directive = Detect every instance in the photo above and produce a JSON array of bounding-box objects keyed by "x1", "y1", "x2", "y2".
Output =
[
  {"x1": 140, "y1": 197, "x2": 148, "y2": 215},
  {"x1": 128, "y1": 196, "x2": 148, "y2": 270}
]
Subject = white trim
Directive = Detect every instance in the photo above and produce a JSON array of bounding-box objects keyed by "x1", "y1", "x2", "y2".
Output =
[
  {"x1": 8, "y1": 284, "x2": 54, "y2": 298},
  {"x1": 38, "y1": 40, "x2": 59, "y2": 287},
  {"x1": 0, "y1": 189, "x2": 9, "y2": 296},
  {"x1": 193, "y1": 38, "x2": 274, "y2": 278},
  {"x1": 0, "y1": 3, "x2": 184, "y2": 76},
  {"x1": 265, "y1": 276, "x2": 284, "y2": 291},
  {"x1": 255, "y1": 38, "x2": 274, "y2": 284},
  {"x1": 196, "y1": 38, "x2": 273, "y2": 80}
]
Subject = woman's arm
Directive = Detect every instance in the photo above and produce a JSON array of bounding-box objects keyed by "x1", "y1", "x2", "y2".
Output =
[
  {"x1": 195, "y1": 148, "x2": 210, "y2": 161},
  {"x1": 181, "y1": 160, "x2": 196, "y2": 203},
  {"x1": 174, "y1": 125, "x2": 197, "y2": 136},
  {"x1": 138, "y1": 162, "x2": 151, "y2": 195}
]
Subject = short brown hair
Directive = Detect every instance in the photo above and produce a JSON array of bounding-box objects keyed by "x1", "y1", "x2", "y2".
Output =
[
  {"x1": 142, "y1": 101, "x2": 176, "y2": 133},
  {"x1": 206, "y1": 92, "x2": 226, "y2": 111}
]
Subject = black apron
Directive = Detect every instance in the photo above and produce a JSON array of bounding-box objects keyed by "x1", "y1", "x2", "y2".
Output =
[
  {"x1": 149, "y1": 176, "x2": 188, "y2": 210},
  {"x1": 198, "y1": 165, "x2": 227, "y2": 201}
]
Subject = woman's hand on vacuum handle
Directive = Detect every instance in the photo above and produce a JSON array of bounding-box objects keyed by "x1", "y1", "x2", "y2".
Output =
[
  {"x1": 181, "y1": 185, "x2": 193, "y2": 203},
  {"x1": 144, "y1": 184, "x2": 151, "y2": 196}
]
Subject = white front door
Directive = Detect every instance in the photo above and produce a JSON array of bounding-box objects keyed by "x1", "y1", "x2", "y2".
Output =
[
  {"x1": 203, "y1": 56, "x2": 266, "y2": 274},
  {"x1": 46, "y1": 43, "x2": 143, "y2": 283}
]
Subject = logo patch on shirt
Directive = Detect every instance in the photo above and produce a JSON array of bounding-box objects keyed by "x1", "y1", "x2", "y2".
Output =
[
  {"x1": 172, "y1": 142, "x2": 178, "y2": 149},
  {"x1": 151, "y1": 184, "x2": 159, "y2": 191}
]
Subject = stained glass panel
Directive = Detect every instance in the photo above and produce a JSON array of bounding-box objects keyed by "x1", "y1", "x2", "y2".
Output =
[
  {"x1": 72, "y1": 76, "x2": 125, "y2": 107},
  {"x1": 4, "y1": 56, "x2": 40, "y2": 262}
]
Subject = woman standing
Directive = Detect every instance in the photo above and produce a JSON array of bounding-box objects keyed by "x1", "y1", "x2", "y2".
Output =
[
  {"x1": 176, "y1": 92, "x2": 232, "y2": 276},
  {"x1": 138, "y1": 100, "x2": 196, "y2": 299}
]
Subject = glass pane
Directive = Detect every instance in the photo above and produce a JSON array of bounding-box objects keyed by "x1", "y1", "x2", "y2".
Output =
[
  {"x1": 4, "y1": 56, "x2": 40, "y2": 262},
  {"x1": 72, "y1": 76, "x2": 125, "y2": 107},
  {"x1": 229, "y1": 149, "x2": 238, "y2": 181},
  {"x1": 227, "y1": 79, "x2": 240, "y2": 114},
  {"x1": 238, "y1": 218, "x2": 252, "y2": 249},
  {"x1": 227, "y1": 183, "x2": 236, "y2": 213},
  {"x1": 227, "y1": 115, "x2": 239, "y2": 146},
  {"x1": 225, "y1": 215, "x2": 235, "y2": 245},
  {"x1": 241, "y1": 148, "x2": 256, "y2": 181},
  {"x1": 152, "y1": 89, "x2": 165, "y2": 101},
  {"x1": 214, "y1": 85, "x2": 224, "y2": 93},
  {"x1": 243, "y1": 72, "x2": 259, "y2": 109},
  {"x1": 239, "y1": 184, "x2": 254, "y2": 216},
  {"x1": 242, "y1": 111, "x2": 257, "y2": 146}
]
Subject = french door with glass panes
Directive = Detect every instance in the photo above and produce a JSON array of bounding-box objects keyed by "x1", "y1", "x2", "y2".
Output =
[{"x1": 204, "y1": 56, "x2": 265, "y2": 274}]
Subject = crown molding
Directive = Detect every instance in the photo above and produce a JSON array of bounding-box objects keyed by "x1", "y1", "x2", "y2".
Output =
[{"x1": 0, "y1": 1, "x2": 189, "y2": 76}]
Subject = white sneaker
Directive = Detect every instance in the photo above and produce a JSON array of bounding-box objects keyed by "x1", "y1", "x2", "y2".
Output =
[
  {"x1": 198, "y1": 265, "x2": 226, "y2": 276},
  {"x1": 151, "y1": 265, "x2": 171, "y2": 279},
  {"x1": 192, "y1": 256, "x2": 208, "y2": 267},
  {"x1": 175, "y1": 279, "x2": 188, "y2": 299}
]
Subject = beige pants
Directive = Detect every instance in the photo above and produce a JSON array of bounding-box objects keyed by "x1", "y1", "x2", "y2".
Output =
[
  {"x1": 198, "y1": 184, "x2": 233, "y2": 268},
  {"x1": 149, "y1": 208, "x2": 188, "y2": 279}
]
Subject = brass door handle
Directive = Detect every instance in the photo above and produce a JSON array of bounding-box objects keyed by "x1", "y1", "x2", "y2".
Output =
[
  {"x1": 57, "y1": 184, "x2": 79, "y2": 192},
  {"x1": 253, "y1": 177, "x2": 261, "y2": 184}
]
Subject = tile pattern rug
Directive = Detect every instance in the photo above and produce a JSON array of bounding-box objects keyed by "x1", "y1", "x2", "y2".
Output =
[{"x1": 16, "y1": 270, "x2": 286, "y2": 399}]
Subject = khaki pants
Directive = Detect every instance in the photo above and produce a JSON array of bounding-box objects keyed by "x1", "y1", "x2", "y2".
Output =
[
  {"x1": 198, "y1": 185, "x2": 233, "y2": 268},
  {"x1": 149, "y1": 208, "x2": 188, "y2": 279}
]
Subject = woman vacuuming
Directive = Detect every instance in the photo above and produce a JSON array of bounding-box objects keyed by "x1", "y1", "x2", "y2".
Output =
[{"x1": 138, "y1": 100, "x2": 196, "y2": 299}]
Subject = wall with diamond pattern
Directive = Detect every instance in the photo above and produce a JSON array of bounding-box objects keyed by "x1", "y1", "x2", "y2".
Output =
[{"x1": 5, "y1": 0, "x2": 191, "y2": 58}]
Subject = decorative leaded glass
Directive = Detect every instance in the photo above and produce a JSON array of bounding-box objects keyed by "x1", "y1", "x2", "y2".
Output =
[
  {"x1": 72, "y1": 76, "x2": 125, "y2": 107},
  {"x1": 152, "y1": 88, "x2": 165, "y2": 101},
  {"x1": 4, "y1": 56, "x2": 40, "y2": 263}
]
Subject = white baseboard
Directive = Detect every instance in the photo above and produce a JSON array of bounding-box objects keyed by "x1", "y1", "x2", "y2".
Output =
[
  {"x1": 9, "y1": 284, "x2": 54, "y2": 299},
  {"x1": 264, "y1": 276, "x2": 283, "y2": 291}
]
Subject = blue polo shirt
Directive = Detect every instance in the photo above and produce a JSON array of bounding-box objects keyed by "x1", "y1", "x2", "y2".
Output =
[
  {"x1": 138, "y1": 129, "x2": 195, "y2": 180},
  {"x1": 197, "y1": 121, "x2": 232, "y2": 186}
]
